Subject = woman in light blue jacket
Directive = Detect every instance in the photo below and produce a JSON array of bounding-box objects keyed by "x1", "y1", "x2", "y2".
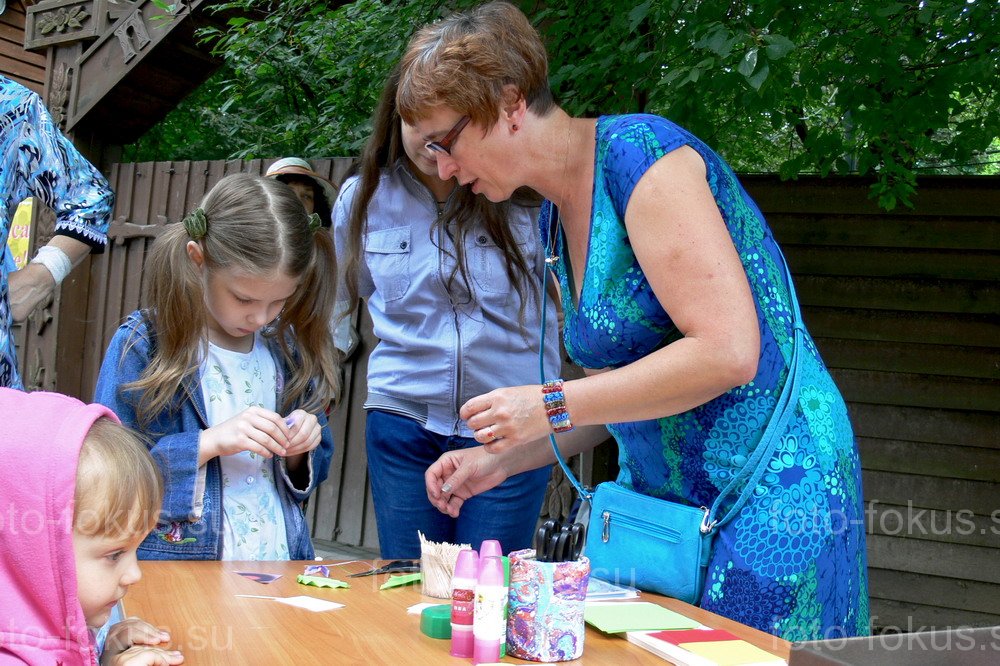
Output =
[{"x1": 334, "y1": 66, "x2": 560, "y2": 559}]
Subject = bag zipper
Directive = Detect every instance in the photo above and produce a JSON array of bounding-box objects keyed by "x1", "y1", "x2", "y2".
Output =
[{"x1": 601, "y1": 510, "x2": 684, "y2": 543}]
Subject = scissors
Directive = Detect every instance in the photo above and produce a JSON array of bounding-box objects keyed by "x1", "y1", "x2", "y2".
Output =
[
  {"x1": 534, "y1": 519, "x2": 585, "y2": 562},
  {"x1": 347, "y1": 559, "x2": 420, "y2": 577}
]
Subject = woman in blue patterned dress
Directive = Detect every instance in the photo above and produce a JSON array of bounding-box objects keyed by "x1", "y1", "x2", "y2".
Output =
[
  {"x1": 1, "y1": 75, "x2": 114, "y2": 389},
  {"x1": 399, "y1": 2, "x2": 869, "y2": 641}
]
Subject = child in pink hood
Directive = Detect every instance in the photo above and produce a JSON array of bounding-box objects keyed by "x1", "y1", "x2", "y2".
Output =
[{"x1": 0, "y1": 388, "x2": 183, "y2": 665}]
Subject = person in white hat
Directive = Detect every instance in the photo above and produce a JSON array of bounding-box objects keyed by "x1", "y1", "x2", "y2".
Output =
[
  {"x1": 266, "y1": 157, "x2": 359, "y2": 358},
  {"x1": 265, "y1": 157, "x2": 337, "y2": 227}
]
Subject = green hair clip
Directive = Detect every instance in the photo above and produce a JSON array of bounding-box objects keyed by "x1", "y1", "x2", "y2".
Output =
[
  {"x1": 182, "y1": 208, "x2": 208, "y2": 240},
  {"x1": 308, "y1": 212, "x2": 322, "y2": 233}
]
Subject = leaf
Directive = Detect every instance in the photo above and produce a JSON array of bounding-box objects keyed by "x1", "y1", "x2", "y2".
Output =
[
  {"x1": 875, "y1": 3, "x2": 905, "y2": 18},
  {"x1": 627, "y1": 0, "x2": 652, "y2": 33},
  {"x1": 747, "y1": 63, "x2": 770, "y2": 91},
  {"x1": 705, "y1": 27, "x2": 730, "y2": 56},
  {"x1": 738, "y1": 48, "x2": 758, "y2": 77},
  {"x1": 662, "y1": 67, "x2": 687, "y2": 85},
  {"x1": 763, "y1": 34, "x2": 795, "y2": 60}
]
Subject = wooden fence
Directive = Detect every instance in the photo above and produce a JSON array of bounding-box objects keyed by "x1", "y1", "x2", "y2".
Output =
[
  {"x1": 49, "y1": 160, "x2": 1000, "y2": 632},
  {"x1": 744, "y1": 175, "x2": 999, "y2": 631}
]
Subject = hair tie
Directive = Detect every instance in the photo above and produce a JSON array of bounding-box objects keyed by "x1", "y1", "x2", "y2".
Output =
[
  {"x1": 182, "y1": 208, "x2": 208, "y2": 240},
  {"x1": 308, "y1": 212, "x2": 322, "y2": 233}
]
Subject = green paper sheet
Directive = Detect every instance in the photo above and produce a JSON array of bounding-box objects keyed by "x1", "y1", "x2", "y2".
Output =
[
  {"x1": 584, "y1": 602, "x2": 701, "y2": 633},
  {"x1": 296, "y1": 574, "x2": 350, "y2": 589},
  {"x1": 379, "y1": 573, "x2": 422, "y2": 590}
]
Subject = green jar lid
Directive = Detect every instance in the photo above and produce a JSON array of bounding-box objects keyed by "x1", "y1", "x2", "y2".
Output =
[{"x1": 420, "y1": 604, "x2": 452, "y2": 640}]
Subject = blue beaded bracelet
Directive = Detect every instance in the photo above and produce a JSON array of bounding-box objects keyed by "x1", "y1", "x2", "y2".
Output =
[{"x1": 542, "y1": 379, "x2": 574, "y2": 433}]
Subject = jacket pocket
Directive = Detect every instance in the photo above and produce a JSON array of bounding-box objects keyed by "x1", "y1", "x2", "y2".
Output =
[
  {"x1": 365, "y1": 226, "x2": 412, "y2": 302},
  {"x1": 471, "y1": 224, "x2": 530, "y2": 294}
]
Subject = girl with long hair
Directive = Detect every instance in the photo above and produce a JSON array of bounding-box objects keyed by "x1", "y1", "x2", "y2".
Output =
[
  {"x1": 333, "y1": 65, "x2": 560, "y2": 558},
  {"x1": 96, "y1": 173, "x2": 339, "y2": 560}
]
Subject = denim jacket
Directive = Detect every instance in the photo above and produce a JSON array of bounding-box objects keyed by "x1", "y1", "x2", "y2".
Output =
[
  {"x1": 333, "y1": 160, "x2": 561, "y2": 437},
  {"x1": 94, "y1": 311, "x2": 334, "y2": 560}
]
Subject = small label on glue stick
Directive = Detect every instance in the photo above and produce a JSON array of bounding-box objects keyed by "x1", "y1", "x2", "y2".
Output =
[{"x1": 451, "y1": 588, "x2": 474, "y2": 625}]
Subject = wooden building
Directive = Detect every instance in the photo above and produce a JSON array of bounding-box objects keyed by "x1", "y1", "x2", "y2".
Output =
[{"x1": 1, "y1": 1, "x2": 45, "y2": 92}]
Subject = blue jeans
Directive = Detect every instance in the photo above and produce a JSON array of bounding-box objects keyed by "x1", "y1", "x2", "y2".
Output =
[{"x1": 366, "y1": 410, "x2": 552, "y2": 559}]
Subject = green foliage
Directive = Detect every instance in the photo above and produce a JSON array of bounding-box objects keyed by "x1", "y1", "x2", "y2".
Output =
[
  {"x1": 533, "y1": 0, "x2": 1000, "y2": 209},
  {"x1": 125, "y1": 0, "x2": 1000, "y2": 210},
  {"x1": 126, "y1": 0, "x2": 448, "y2": 161}
]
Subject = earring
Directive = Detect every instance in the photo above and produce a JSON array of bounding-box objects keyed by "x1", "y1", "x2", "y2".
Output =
[{"x1": 512, "y1": 124, "x2": 519, "y2": 131}]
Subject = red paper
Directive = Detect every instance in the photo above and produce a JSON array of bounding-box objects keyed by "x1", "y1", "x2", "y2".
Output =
[{"x1": 648, "y1": 629, "x2": 741, "y2": 645}]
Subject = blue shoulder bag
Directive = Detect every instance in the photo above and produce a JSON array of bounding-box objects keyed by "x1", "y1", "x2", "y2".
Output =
[{"x1": 540, "y1": 204, "x2": 805, "y2": 604}]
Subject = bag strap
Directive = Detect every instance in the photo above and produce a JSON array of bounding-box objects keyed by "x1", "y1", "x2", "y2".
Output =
[
  {"x1": 704, "y1": 251, "x2": 804, "y2": 533},
  {"x1": 539, "y1": 203, "x2": 594, "y2": 504},
  {"x1": 539, "y1": 199, "x2": 804, "y2": 533}
]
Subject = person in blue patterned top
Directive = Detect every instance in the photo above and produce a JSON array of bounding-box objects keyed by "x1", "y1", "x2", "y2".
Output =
[
  {"x1": 0, "y1": 75, "x2": 113, "y2": 389},
  {"x1": 399, "y1": 2, "x2": 868, "y2": 641}
]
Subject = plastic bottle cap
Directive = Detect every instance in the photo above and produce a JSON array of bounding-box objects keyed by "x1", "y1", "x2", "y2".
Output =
[
  {"x1": 453, "y1": 548, "x2": 479, "y2": 581},
  {"x1": 420, "y1": 604, "x2": 453, "y2": 639},
  {"x1": 477, "y1": 556, "x2": 504, "y2": 587},
  {"x1": 479, "y1": 539, "x2": 503, "y2": 560}
]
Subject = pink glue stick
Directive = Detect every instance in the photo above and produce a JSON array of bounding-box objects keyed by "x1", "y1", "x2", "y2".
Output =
[
  {"x1": 450, "y1": 549, "x2": 479, "y2": 657},
  {"x1": 473, "y1": 556, "x2": 506, "y2": 665},
  {"x1": 479, "y1": 539, "x2": 502, "y2": 560},
  {"x1": 479, "y1": 540, "x2": 509, "y2": 658}
]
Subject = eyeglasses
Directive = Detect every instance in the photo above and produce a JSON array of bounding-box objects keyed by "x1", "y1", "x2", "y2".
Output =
[{"x1": 425, "y1": 116, "x2": 470, "y2": 156}]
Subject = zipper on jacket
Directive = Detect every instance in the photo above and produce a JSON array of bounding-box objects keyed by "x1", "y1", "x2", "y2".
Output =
[
  {"x1": 408, "y1": 169, "x2": 466, "y2": 434},
  {"x1": 434, "y1": 216, "x2": 465, "y2": 431}
]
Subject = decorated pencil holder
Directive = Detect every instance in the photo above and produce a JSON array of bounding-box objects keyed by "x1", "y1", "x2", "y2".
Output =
[{"x1": 506, "y1": 548, "x2": 590, "y2": 662}]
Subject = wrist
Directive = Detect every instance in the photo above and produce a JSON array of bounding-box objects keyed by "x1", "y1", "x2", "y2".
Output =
[
  {"x1": 542, "y1": 379, "x2": 574, "y2": 433},
  {"x1": 29, "y1": 245, "x2": 73, "y2": 285},
  {"x1": 197, "y1": 429, "x2": 218, "y2": 465},
  {"x1": 284, "y1": 452, "x2": 306, "y2": 472}
]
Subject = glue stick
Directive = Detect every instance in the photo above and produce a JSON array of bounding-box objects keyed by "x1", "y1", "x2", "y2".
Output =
[
  {"x1": 479, "y1": 540, "x2": 509, "y2": 657},
  {"x1": 473, "y1": 555, "x2": 506, "y2": 665},
  {"x1": 450, "y1": 548, "x2": 478, "y2": 657}
]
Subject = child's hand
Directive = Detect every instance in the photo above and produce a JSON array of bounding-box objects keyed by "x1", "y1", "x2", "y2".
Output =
[
  {"x1": 199, "y1": 406, "x2": 291, "y2": 465},
  {"x1": 106, "y1": 646, "x2": 184, "y2": 666},
  {"x1": 101, "y1": 618, "x2": 181, "y2": 666},
  {"x1": 282, "y1": 410, "x2": 321, "y2": 457},
  {"x1": 102, "y1": 617, "x2": 170, "y2": 656}
]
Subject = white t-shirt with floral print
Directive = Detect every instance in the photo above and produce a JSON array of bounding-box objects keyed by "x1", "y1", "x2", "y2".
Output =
[{"x1": 201, "y1": 334, "x2": 289, "y2": 560}]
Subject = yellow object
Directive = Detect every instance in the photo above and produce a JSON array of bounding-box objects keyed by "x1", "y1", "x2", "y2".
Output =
[
  {"x1": 7, "y1": 199, "x2": 33, "y2": 270},
  {"x1": 682, "y1": 639, "x2": 783, "y2": 666}
]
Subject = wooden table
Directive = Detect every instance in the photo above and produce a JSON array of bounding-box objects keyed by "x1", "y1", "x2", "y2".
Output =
[{"x1": 125, "y1": 560, "x2": 790, "y2": 664}]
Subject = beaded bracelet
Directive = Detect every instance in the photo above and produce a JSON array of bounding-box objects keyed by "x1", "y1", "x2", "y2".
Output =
[{"x1": 542, "y1": 379, "x2": 574, "y2": 433}]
